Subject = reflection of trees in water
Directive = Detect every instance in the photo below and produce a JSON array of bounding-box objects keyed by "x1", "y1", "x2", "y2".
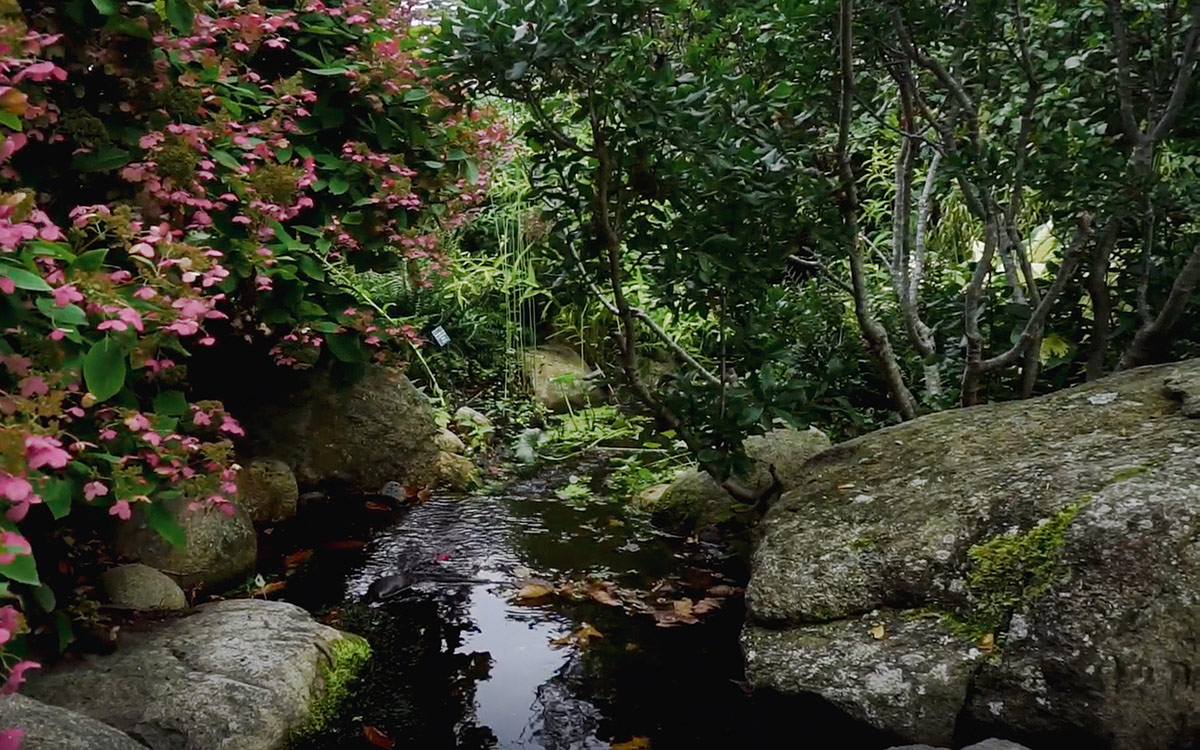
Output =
[{"x1": 290, "y1": 586, "x2": 500, "y2": 750}]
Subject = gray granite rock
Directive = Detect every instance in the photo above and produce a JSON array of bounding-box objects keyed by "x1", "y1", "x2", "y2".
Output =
[
  {"x1": 746, "y1": 360, "x2": 1200, "y2": 749},
  {"x1": 25, "y1": 599, "x2": 369, "y2": 750}
]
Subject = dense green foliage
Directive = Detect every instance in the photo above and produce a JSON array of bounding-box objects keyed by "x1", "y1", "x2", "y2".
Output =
[{"x1": 438, "y1": 0, "x2": 1200, "y2": 481}]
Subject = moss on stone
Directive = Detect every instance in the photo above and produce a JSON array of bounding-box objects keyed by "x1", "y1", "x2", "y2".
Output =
[
  {"x1": 1110, "y1": 465, "x2": 1152, "y2": 483},
  {"x1": 300, "y1": 634, "x2": 371, "y2": 738},
  {"x1": 966, "y1": 498, "x2": 1090, "y2": 631}
]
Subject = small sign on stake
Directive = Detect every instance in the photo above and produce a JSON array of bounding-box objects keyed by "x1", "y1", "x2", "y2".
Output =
[{"x1": 431, "y1": 326, "x2": 451, "y2": 347}]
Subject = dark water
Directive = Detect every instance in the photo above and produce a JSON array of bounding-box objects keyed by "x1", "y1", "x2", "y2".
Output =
[{"x1": 285, "y1": 466, "x2": 895, "y2": 749}]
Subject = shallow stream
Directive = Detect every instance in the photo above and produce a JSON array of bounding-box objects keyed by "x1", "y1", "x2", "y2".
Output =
[{"x1": 285, "y1": 463, "x2": 892, "y2": 749}]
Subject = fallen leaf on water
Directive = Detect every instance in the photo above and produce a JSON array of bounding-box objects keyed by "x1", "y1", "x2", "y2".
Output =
[
  {"x1": 979, "y1": 632, "x2": 995, "y2": 650},
  {"x1": 706, "y1": 584, "x2": 740, "y2": 597},
  {"x1": 611, "y1": 737, "x2": 650, "y2": 750},
  {"x1": 869, "y1": 623, "x2": 886, "y2": 640},
  {"x1": 322, "y1": 539, "x2": 367, "y2": 551},
  {"x1": 364, "y1": 500, "x2": 392, "y2": 512},
  {"x1": 651, "y1": 608, "x2": 698, "y2": 627},
  {"x1": 362, "y1": 725, "x2": 395, "y2": 749},
  {"x1": 251, "y1": 581, "x2": 287, "y2": 598},
  {"x1": 692, "y1": 597, "x2": 723, "y2": 614},
  {"x1": 283, "y1": 549, "x2": 313, "y2": 569},
  {"x1": 586, "y1": 583, "x2": 622, "y2": 607},
  {"x1": 672, "y1": 598, "x2": 694, "y2": 617},
  {"x1": 550, "y1": 622, "x2": 604, "y2": 648},
  {"x1": 514, "y1": 583, "x2": 555, "y2": 601}
]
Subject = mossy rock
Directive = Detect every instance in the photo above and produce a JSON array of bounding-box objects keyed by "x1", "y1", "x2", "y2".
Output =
[
  {"x1": 239, "y1": 364, "x2": 440, "y2": 492},
  {"x1": 112, "y1": 496, "x2": 256, "y2": 591},
  {"x1": 238, "y1": 458, "x2": 299, "y2": 523},
  {"x1": 524, "y1": 344, "x2": 598, "y2": 413},
  {"x1": 435, "y1": 451, "x2": 480, "y2": 492},
  {"x1": 745, "y1": 360, "x2": 1200, "y2": 749},
  {"x1": 100, "y1": 563, "x2": 187, "y2": 611},
  {"x1": 644, "y1": 426, "x2": 831, "y2": 533}
]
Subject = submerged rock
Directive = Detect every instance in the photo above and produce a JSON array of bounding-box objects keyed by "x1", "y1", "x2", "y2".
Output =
[
  {"x1": 0, "y1": 694, "x2": 145, "y2": 750},
  {"x1": 100, "y1": 564, "x2": 187, "y2": 611},
  {"x1": 237, "y1": 458, "x2": 299, "y2": 523},
  {"x1": 25, "y1": 599, "x2": 369, "y2": 750},
  {"x1": 744, "y1": 360, "x2": 1200, "y2": 749},
  {"x1": 524, "y1": 344, "x2": 599, "y2": 413},
  {"x1": 240, "y1": 364, "x2": 440, "y2": 490},
  {"x1": 112, "y1": 497, "x2": 256, "y2": 591}
]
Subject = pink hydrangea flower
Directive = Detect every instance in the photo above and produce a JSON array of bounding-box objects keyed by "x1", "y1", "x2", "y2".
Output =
[
  {"x1": 0, "y1": 728, "x2": 23, "y2": 750},
  {"x1": 108, "y1": 499, "x2": 131, "y2": 521},
  {"x1": 83, "y1": 481, "x2": 108, "y2": 501},
  {"x1": 1, "y1": 661, "x2": 40, "y2": 695},
  {"x1": 219, "y1": 415, "x2": 245, "y2": 436},
  {"x1": 0, "y1": 531, "x2": 31, "y2": 566},
  {"x1": 25, "y1": 434, "x2": 70, "y2": 470},
  {"x1": 0, "y1": 606, "x2": 21, "y2": 645}
]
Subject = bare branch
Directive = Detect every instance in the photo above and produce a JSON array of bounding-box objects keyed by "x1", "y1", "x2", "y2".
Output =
[
  {"x1": 982, "y1": 217, "x2": 1094, "y2": 373},
  {"x1": 841, "y1": 0, "x2": 919, "y2": 419},
  {"x1": 1118, "y1": 243, "x2": 1200, "y2": 369}
]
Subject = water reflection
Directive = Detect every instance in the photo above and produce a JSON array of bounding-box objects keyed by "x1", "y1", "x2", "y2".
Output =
[{"x1": 290, "y1": 467, "x2": 895, "y2": 750}]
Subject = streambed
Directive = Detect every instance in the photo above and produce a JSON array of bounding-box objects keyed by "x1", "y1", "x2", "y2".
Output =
[{"x1": 285, "y1": 463, "x2": 892, "y2": 749}]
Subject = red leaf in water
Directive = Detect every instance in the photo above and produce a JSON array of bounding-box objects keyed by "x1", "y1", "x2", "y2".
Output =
[
  {"x1": 362, "y1": 725, "x2": 395, "y2": 748},
  {"x1": 283, "y1": 549, "x2": 313, "y2": 569},
  {"x1": 435, "y1": 553, "x2": 451, "y2": 562},
  {"x1": 364, "y1": 500, "x2": 392, "y2": 513},
  {"x1": 322, "y1": 539, "x2": 367, "y2": 551}
]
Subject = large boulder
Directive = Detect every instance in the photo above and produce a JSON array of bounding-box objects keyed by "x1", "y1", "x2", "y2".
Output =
[
  {"x1": 0, "y1": 694, "x2": 146, "y2": 750},
  {"x1": 25, "y1": 599, "x2": 370, "y2": 750},
  {"x1": 113, "y1": 498, "x2": 256, "y2": 591},
  {"x1": 100, "y1": 564, "x2": 187, "y2": 610},
  {"x1": 237, "y1": 458, "x2": 299, "y2": 523},
  {"x1": 524, "y1": 344, "x2": 598, "y2": 413},
  {"x1": 240, "y1": 364, "x2": 439, "y2": 491},
  {"x1": 638, "y1": 426, "x2": 831, "y2": 531},
  {"x1": 743, "y1": 361, "x2": 1200, "y2": 749}
]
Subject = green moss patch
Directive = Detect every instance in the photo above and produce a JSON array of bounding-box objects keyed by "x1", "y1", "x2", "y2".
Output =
[
  {"x1": 299, "y1": 634, "x2": 372, "y2": 738},
  {"x1": 965, "y1": 498, "x2": 1090, "y2": 633}
]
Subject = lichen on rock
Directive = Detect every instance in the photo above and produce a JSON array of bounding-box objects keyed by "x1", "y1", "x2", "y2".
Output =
[{"x1": 743, "y1": 360, "x2": 1200, "y2": 750}]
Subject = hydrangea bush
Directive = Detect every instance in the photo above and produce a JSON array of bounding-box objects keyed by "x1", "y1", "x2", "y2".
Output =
[{"x1": 0, "y1": 0, "x2": 502, "y2": 709}]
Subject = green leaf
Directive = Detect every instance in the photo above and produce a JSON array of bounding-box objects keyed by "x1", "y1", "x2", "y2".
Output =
[
  {"x1": 211, "y1": 150, "x2": 241, "y2": 170},
  {"x1": 0, "y1": 112, "x2": 21, "y2": 130},
  {"x1": 71, "y1": 147, "x2": 131, "y2": 172},
  {"x1": 296, "y1": 255, "x2": 325, "y2": 280},
  {"x1": 42, "y1": 478, "x2": 73, "y2": 520},
  {"x1": 1, "y1": 267, "x2": 51, "y2": 291},
  {"x1": 144, "y1": 503, "x2": 187, "y2": 549},
  {"x1": 152, "y1": 390, "x2": 189, "y2": 416},
  {"x1": 165, "y1": 0, "x2": 196, "y2": 33},
  {"x1": 31, "y1": 583, "x2": 55, "y2": 613},
  {"x1": 83, "y1": 338, "x2": 127, "y2": 401},
  {"x1": 305, "y1": 66, "x2": 354, "y2": 76},
  {"x1": 0, "y1": 553, "x2": 39, "y2": 586},
  {"x1": 70, "y1": 248, "x2": 108, "y2": 272},
  {"x1": 404, "y1": 87, "x2": 429, "y2": 102},
  {"x1": 328, "y1": 175, "x2": 350, "y2": 195},
  {"x1": 326, "y1": 332, "x2": 364, "y2": 363},
  {"x1": 91, "y1": 0, "x2": 117, "y2": 13}
]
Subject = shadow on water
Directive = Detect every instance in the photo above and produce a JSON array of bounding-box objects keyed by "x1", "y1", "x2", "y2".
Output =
[{"x1": 285, "y1": 465, "x2": 898, "y2": 750}]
